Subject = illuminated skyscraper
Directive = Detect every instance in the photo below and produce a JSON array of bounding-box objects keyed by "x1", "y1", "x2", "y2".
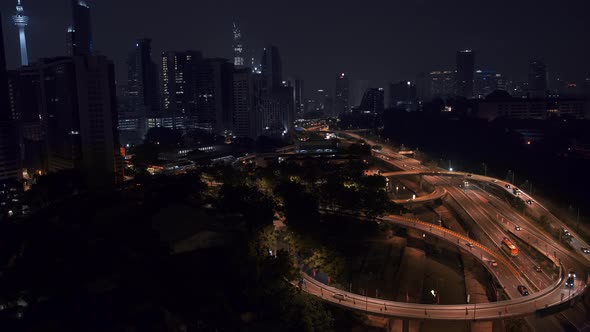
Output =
[
  {"x1": 232, "y1": 23, "x2": 244, "y2": 68},
  {"x1": 456, "y1": 50, "x2": 475, "y2": 98},
  {"x1": 71, "y1": 0, "x2": 93, "y2": 56},
  {"x1": 12, "y1": 0, "x2": 29, "y2": 66}
]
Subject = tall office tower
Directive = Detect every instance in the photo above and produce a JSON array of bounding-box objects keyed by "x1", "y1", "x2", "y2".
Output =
[
  {"x1": 125, "y1": 39, "x2": 159, "y2": 140},
  {"x1": 161, "y1": 50, "x2": 203, "y2": 115},
  {"x1": 232, "y1": 68, "x2": 256, "y2": 139},
  {"x1": 71, "y1": 0, "x2": 93, "y2": 56},
  {"x1": 456, "y1": 50, "x2": 475, "y2": 98},
  {"x1": 12, "y1": 56, "x2": 122, "y2": 186},
  {"x1": 195, "y1": 58, "x2": 234, "y2": 133},
  {"x1": 232, "y1": 23, "x2": 244, "y2": 68},
  {"x1": 261, "y1": 45, "x2": 282, "y2": 92},
  {"x1": 360, "y1": 88, "x2": 384, "y2": 114},
  {"x1": 293, "y1": 79, "x2": 304, "y2": 117},
  {"x1": 127, "y1": 40, "x2": 159, "y2": 114},
  {"x1": 334, "y1": 73, "x2": 349, "y2": 116},
  {"x1": 389, "y1": 81, "x2": 417, "y2": 109},
  {"x1": 350, "y1": 79, "x2": 369, "y2": 107},
  {"x1": 12, "y1": 1, "x2": 29, "y2": 66},
  {"x1": 429, "y1": 70, "x2": 455, "y2": 97},
  {"x1": 0, "y1": 13, "x2": 21, "y2": 183},
  {"x1": 528, "y1": 59, "x2": 548, "y2": 98}
]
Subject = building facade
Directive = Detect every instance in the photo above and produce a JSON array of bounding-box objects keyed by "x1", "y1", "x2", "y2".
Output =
[
  {"x1": 334, "y1": 73, "x2": 349, "y2": 116},
  {"x1": 430, "y1": 70, "x2": 455, "y2": 98},
  {"x1": 456, "y1": 50, "x2": 475, "y2": 98}
]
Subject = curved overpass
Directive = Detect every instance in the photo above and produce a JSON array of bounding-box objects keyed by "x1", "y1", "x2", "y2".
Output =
[{"x1": 299, "y1": 214, "x2": 584, "y2": 320}]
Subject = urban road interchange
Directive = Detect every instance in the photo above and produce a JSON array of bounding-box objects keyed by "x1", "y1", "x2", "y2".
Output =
[{"x1": 295, "y1": 130, "x2": 589, "y2": 321}]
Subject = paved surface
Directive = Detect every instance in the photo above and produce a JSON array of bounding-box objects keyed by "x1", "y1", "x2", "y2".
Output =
[{"x1": 297, "y1": 130, "x2": 589, "y2": 322}]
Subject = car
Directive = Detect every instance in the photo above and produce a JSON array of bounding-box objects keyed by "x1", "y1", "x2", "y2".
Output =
[
  {"x1": 566, "y1": 277, "x2": 574, "y2": 288},
  {"x1": 492, "y1": 179, "x2": 498, "y2": 183},
  {"x1": 333, "y1": 293, "x2": 346, "y2": 301},
  {"x1": 505, "y1": 184, "x2": 511, "y2": 189},
  {"x1": 568, "y1": 271, "x2": 576, "y2": 278},
  {"x1": 467, "y1": 174, "x2": 473, "y2": 177},
  {"x1": 515, "y1": 226, "x2": 522, "y2": 231},
  {"x1": 517, "y1": 285, "x2": 529, "y2": 296},
  {"x1": 534, "y1": 265, "x2": 542, "y2": 272},
  {"x1": 581, "y1": 248, "x2": 590, "y2": 254},
  {"x1": 526, "y1": 200, "x2": 533, "y2": 205},
  {"x1": 465, "y1": 242, "x2": 474, "y2": 248},
  {"x1": 489, "y1": 260, "x2": 498, "y2": 267}
]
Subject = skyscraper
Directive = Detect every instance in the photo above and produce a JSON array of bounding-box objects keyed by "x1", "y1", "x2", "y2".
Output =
[
  {"x1": 261, "y1": 45, "x2": 282, "y2": 92},
  {"x1": 0, "y1": 13, "x2": 21, "y2": 182},
  {"x1": 12, "y1": 0, "x2": 29, "y2": 66},
  {"x1": 456, "y1": 50, "x2": 475, "y2": 98},
  {"x1": 232, "y1": 68, "x2": 256, "y2": 139},
  {"x1": 195, "y1": 58, "x2": 234, "y2": 133},
  {"x1": 334, "y1": 73, "x2": 349, "y2": 116},
  {"x1": 161, "y1": 50, "x2": 203, "y2": 115},
  {"x1": 232, "y1": 23, "x2": 244, "y2": 68},
  {"x1": 528, "y1": 59, "x2": 548, "y2": 98},
  {"x1": 71, "y1": 0, "x2": 93, "y2": 56},
  {"x1": 292, "y1": 78, "x2": 304, "y2": 117},
  {"x1": 360, "y1": 88, "x2": 384, "y2": 114},
  {"x1": 14, "y1": 56, "x2": 122, "y2": 186},
  {"x1": 127, "y1": 39, "x2": 159, "y2": 115}
]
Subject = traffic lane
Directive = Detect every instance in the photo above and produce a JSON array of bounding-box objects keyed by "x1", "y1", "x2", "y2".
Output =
[
  {"x1": 465, "y1": 189, "x2": 554, "y2": 290},
  {"x1": 301, "y1": 272, "x2": 570, "y2": 320}
]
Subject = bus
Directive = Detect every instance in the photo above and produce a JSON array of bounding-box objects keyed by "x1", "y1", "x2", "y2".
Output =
[{"x1": 502, "y1": 238, "x2": 519, "y2": 257}]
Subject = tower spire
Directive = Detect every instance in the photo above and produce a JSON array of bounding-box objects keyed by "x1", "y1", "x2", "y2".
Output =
[{"x1": 12, "y1": 0, "x2": 29, "y2": 66}]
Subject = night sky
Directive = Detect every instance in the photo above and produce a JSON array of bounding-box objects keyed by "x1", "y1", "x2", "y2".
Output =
[{"x1": 1, "y1": 0, "x2": 589, "y2": 94}]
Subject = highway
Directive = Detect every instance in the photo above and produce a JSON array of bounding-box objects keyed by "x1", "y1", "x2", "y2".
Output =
[{"x1": 297, "y1": 130, "x2": 590, "y2": 323}]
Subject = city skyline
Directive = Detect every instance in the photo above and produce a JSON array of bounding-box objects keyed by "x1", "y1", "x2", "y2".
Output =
[{"x1": 1, "y1": 0, "x2": 589, "y2": 92}]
